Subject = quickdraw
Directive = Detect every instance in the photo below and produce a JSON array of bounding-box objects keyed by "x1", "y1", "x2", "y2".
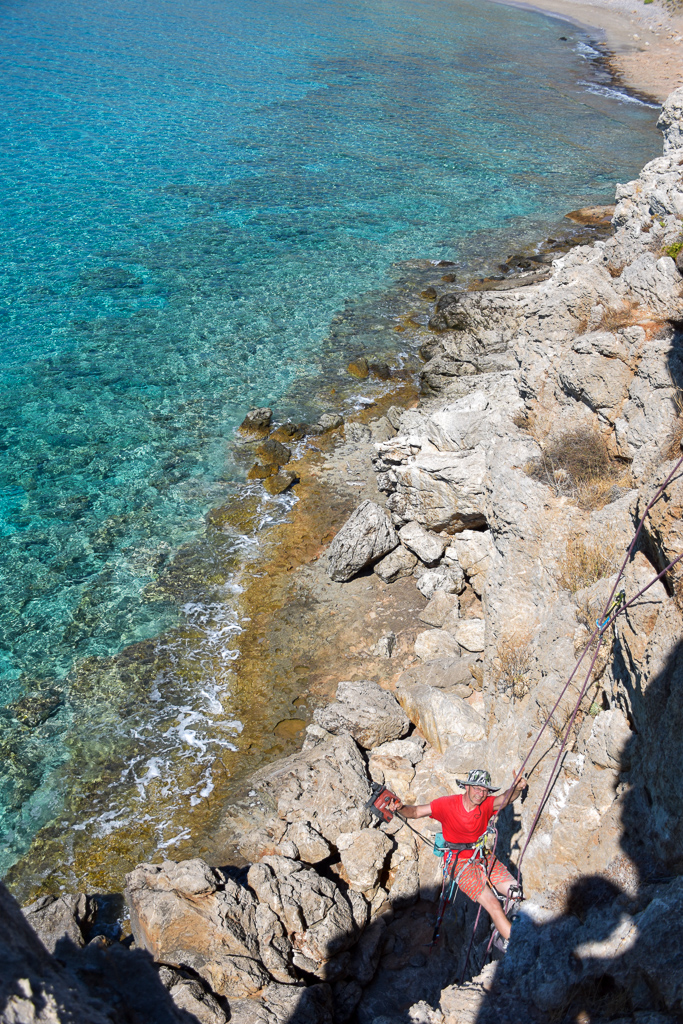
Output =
[{"x1": 596, "y1": 589, "x2": 625, "y2": 630}]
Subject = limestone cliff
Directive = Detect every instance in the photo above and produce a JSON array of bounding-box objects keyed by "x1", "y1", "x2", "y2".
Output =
[{"x1": 5, "y1": 88, "x2": 683, "y2": 1024}]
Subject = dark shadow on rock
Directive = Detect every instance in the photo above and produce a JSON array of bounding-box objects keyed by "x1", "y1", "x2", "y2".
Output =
[{"x1": 0, "y1": 879, "x2": 206, "y2": 1023}]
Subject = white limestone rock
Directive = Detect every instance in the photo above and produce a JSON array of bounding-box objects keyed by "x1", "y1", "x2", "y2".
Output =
[
  {"x1": 418, "y1": 590, "x2": 460, "y2": 627},
  {"x1": 326, "y1": 500, "x2": 398, "y2": 582},
  {"x1": 398, "y1": 521, "x2": 446, "y2": 566},
  {"x1": 373, "y1": 544, "x2": 417, "y2": 583},
  {"x1": 453, "y1": 619, "x2": 485, "y2": 652},
  {"x1": 313, "y1": 680, "x2": 409, "y2": 749},
  {"x1": 414, "y1": 629, "x2": 461, "y2": 661}
]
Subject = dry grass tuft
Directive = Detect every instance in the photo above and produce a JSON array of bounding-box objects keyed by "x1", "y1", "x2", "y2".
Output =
[
  {"x1": 526, "y1": 425, "x2": 630, "y2": 510},
  {"x1": 577, "y1": 300, "x2": 641, "y2": 336},
  {"x1": 663, "y1": 370, "x2": 683, "y2": 460},
  {"x1": 495, "y1": 628, "x2": 533, "y2": 699},
  {"x1": 557, "y1": 532, "x2": 621, "y2": 594}
]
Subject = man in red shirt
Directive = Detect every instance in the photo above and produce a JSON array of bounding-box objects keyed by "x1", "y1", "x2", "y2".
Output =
[{"x1": 396, "y1": 768, "x2": 527, "y2": 944}]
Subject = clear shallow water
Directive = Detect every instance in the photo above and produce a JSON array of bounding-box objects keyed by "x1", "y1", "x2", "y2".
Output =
[{"x1": 0, "y1": 0, "x2": 660, "y2": 887}]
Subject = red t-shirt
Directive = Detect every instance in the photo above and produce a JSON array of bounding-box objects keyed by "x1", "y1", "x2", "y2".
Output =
[{"x1": 430, "y1": 794, "x2": 496, "y2": 858}]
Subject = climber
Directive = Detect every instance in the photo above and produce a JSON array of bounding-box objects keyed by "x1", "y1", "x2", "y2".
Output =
[{"x1": 392, "y1": 768, "x2": 527, "y2": 946}]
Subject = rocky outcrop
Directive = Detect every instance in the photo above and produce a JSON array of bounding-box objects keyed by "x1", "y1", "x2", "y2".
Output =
[{"x1": 15, "y1": 86, "x2": 683, "y2": 1024}]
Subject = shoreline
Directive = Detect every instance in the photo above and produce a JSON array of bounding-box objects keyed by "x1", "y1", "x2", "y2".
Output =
[
  {"x1": 2, "y1": 3, "x2": 669, "y2": 902},
  {"x1": 7, "y1": 85, "x2": 683, "y2": 1020},
  {"x1": 489, "y1": 0, "x2": 683, "y2": 101}
]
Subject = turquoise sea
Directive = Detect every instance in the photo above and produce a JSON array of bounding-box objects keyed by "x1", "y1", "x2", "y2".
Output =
[{"x1": 0, "y1": 0, "x2": 659, "y2": 890}]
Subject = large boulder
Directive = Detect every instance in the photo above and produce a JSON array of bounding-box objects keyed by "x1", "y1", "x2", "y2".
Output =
[
  {"x1": 397, "y1": 657, "x2": 477, "y2": 695},
  {"x1": 251, "y1": 733, "x2": 373, "y2": 842},
  {"x1": 398, "y1": 521, "x2": 446, "y2": 566},
  {"x1": 0, "y1": 882, "x2": 112, "y2": 1024},
  {"x1": 22, "y1": 893, "x2": 93, "y2": 955},
  {"x1": 125, "y1": 859, "x2": 278, "y2": 996},
  {"x1": 313, "y1": 681, "x2": 409, "y2": 749},
  {"x1": 386, "y1": 449, "x2": 487, "y2": 532},
  {"x1": 326, "y1": 501, "x2": 399, "y2": 582},
  {"x1": 247, "y1": 856, "x2": 356, "y2": 972},
  {"x1": 336, "y1": 830, "x2": 393, "y2": 895},
  {"x1": 396, "y1": 680, "x2": 485, "y2": 753}
]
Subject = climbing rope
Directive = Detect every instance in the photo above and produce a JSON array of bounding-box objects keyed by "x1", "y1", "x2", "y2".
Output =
[{"x1": 457, "y1": 452, "x2": 683, "y2": 981}]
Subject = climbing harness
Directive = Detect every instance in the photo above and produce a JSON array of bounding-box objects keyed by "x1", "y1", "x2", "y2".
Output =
[{"x1": 430, "y1": 821, "x2": 514, "y2": 952}]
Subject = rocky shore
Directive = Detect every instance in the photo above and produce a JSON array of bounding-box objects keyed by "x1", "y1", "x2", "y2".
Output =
[{"x1": 3, "y1": 88, "x2": 683, "y2": 1024}]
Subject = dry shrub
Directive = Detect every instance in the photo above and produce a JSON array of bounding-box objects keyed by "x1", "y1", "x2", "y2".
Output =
[
  {"x1": 577, "y1": 300, "x2": 640, "y2": 335},
  {"x1": 557, "y1": 531, "x2": 621, "y2": 594},
  {"x1": 495, "y1": 627, "x2": 533, "y2": 699},
  {"x1": 526, "y1": 426, "x2": 630, "y2": 511},
  {"x1": 527, "y1": 425, "x2": 606, "y2": 487},
  {"x1": 663, "y1": 417, "x2": 683, "y2": 461}
]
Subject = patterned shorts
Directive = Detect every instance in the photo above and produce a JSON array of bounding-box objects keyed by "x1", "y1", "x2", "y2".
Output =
[{"x1": 449, "y1": 854, "x2": 516, "y2": 903}]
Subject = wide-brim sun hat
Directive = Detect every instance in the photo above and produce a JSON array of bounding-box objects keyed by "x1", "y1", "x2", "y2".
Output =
[{"x1": 456, "y1": 768, "x2": 500, "y2": 792}]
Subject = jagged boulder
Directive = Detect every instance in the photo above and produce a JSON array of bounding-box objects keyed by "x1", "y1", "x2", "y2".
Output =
[
  {"x1": 398, "y1": 521, "x2": 446, "y2": 566},
  {"x1": 239, "y1": 407, "x2": 272, "y2": 437},
  {"x1": 0, "y1": 882, "x2": 112, "y2": 1024},
  {"x1": 125, "y1": 859, "x2": 277, "y2": 996},
  {"x1": 251, "y1": 732, "x2": 373, "y2": 842},
  {"x1": 313, "y1": 681, "x2": 409, "y2": 749},
  {"x1": 284, "y1": 822, "x2": 332, "y2": 864},
  {"x1": 159, "y1": 967, "x2": 228, "y2": 1024},
  {"x1": 247, "y1": 856, "x2": 355, "y2": 973},
  {"x1": 336, "y1": 830, "x2": 393, "y2": 895},
  {"x1": 326, "y1": 501, "x2": 399, "y2": 582},
  {"x1": 22, "y1": 892, "x2": 94, "y2": 954},
  {"x1": 396, "y1": 680, "x2": 485, "y2": 753},
  {"x1": 386, "y1": 449, "x2": 487, "y2": 532},
  {"x1": 658, "y1": 85, "x2": 683, "y2": 152}
]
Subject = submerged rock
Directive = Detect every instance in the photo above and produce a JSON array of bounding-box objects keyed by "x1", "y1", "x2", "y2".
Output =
[
  {"x1": 347, "y1": 356, "x2": 369, "y2": 379},
  {"x1": 239, "y1": 407, "x2": 273, "y2": 437}
]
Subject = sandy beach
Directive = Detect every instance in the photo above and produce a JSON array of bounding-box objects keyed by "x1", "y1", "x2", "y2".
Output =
[{"x1": 494, "y1": 0, "x2": 683, "y2": 101}]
